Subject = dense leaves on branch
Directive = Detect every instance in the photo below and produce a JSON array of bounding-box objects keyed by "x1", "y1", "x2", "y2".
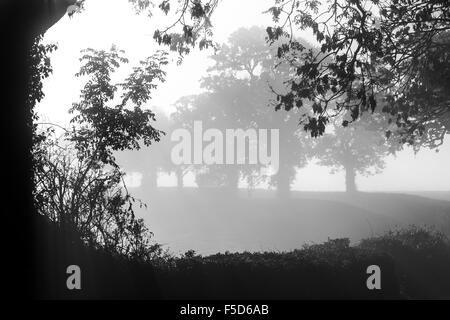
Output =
[
  {"x1": 28, "y1": 36, "x2": 59, "y2": 165},
  {"x1": 265, "y1": 0, "x2": 450, "y2": 146},
  {"x1": 27, "y1": 35, "x2": 58, "y2": 111},
  {"x1": 33, "y1": 45, "x2": 169, "y2": 261},
  {"x1": 129, "y1": 0, "x2": 219, "y2": 58},
  {"x1": 30, "y1": 0, "x2": 219, "y2": 262},
  {"x1": 69, "y1": 46, "x2": 168, "y2": 166}
]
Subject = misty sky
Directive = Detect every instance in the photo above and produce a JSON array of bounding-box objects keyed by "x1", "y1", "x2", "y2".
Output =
[{"x1": 36, "y1": 0, "x2": 450, "y2": 192}]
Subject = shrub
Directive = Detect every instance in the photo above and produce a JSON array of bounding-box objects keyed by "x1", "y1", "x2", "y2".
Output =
[{"x1": 359, "y1": 226, "x2": 450, "y2": 299}]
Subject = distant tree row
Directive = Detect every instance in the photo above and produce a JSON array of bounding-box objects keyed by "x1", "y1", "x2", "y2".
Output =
[
  {"x1": 24, "y1": 0, "x2": 449, "y2": 268},
  {"x1": 116, "y1": 27, "x2": 399, "y2": 196}
]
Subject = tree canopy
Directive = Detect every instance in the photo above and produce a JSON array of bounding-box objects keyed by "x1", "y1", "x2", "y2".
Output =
[
  {"x1": 265, "y1": 0, "x2": 450, "y2": 148},
  {"x1": 314, "y1": 112, "x2": 393, "y2": 192},
  {"x1": 172, "y1": 26, "x2": 313, "y2": 196}
]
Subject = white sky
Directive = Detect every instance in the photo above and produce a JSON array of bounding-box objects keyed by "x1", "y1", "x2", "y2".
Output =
[{"x1": 37, "y1": 0, "x2": 450, "y2": 191}]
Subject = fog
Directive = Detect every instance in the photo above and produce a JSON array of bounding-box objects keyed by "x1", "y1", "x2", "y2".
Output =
[{"x1": 36, "y1": 0, "x2": 450, "y2": 255}]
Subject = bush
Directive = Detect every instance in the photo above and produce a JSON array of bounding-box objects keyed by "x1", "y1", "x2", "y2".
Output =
[
  {"x1": 153, "y1": 238, "x2": 400, "y2": 299},
  {"x1": 35, "y1": 217, "x2": 450, "y2": 299},
  {"x1": 359, "y1": 226, "x2": 450, "y2": 299}
]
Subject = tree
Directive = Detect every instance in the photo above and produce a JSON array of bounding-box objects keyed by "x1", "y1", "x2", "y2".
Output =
[
  {"x1": 207, "y1": 27, "x2": 317, "y2": 197},
  {"x1": 2, "y1": 0, "x2": 220, "y2": 296},
  {"x1": 265, "y1": 0, "x2": 450, "y2": 146},
  {"x1": 34, "y1": 133, "x2": 164, "y2": 261},
  {"x1": 314, "y1": 112, "x2": 393, "y2": 192},
  {"x1": 115, "y1": 108, "x2": 173, "y2": 191},
  {"x1": 34, "y1": 45, "x2": 169, "y2": 260},
  {"x1": 1, "y1": 0, "x2": 79, "y2": 297},
  {"x1": 115, "y1": 108, "x2": 193, "y2": 191},
  {"x1": 173, "y1": 26, "x2": 313, "y2": 197},
  {"x1": 172, "y1": 80, "x2": 260, "y2": 191}
]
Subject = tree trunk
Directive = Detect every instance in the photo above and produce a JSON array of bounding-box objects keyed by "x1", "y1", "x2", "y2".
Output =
[
  {"x1": 345, "y1": 165, "x2": 357, "y2": 193},
  {"x1": 143, "y1": 169, "x2": 158, "y2": 190},
  {"x1": 274, "y1": 128, "x2": 294, "y2": 199},
  {"x1": 276, "y1": 177, "x2": 291, "y2": 198},
  {"x1": 1, "y1": 0, "x2": 75, "y2": 299},
  {"x1": 175, "y1": 168, "x2": 184, "y2": 189},
  {"x1": 3, "y1": 21, "x2": 35, "y2": 300},
  {"x1": 275, "y1": 163, "x2": 291, "y2": 198},
  {"x1": 227, "y1": 168, "x2": 240, "y2": 189}
]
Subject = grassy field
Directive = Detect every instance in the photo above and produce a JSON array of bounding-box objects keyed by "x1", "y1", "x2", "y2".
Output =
[
  {"x1": 33, "y1": 189, "x2": 450, "y2": 299},
  {"x1": 130, "y1": 187, "x2": 450, "y2": 255}
]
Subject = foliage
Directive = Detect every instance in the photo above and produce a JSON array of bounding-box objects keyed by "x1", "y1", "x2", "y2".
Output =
[
  {"x1": 114, "y1": 108, "x2": 177, "y2": 189},
  {"x1": 33, "y1": 45, "x2": 169, "y2": 261},
  {"x1": 153, "y1": 235, "x2": 400, "y2": 299},
  {"x1": 360, "y1": 226, "x2": 450, "y2": 255},
  {"x1": 28, "y1": 36, "x2": 59, "y2": 174},
  {"x1": 172, "y1": 27, "x2": 313, "y2": 194},
  {"x1": 68, "y1": 46, "x2": 168, "y2": 167},
  {"x1": 265, "y1": 0, "x2": 450, "y2": 148},
  {"x1": 129, "y1": 0, "x2": 219, "y2": 59},
  {"x1": 157, "y1": 226, "x2": 450, "y2": 299},
  {"x1": 313, "y1": 112, "x2": 393, "y2": 191},
  {"x1": 27, "y1": 35, "x2": 58, "y2": 111},
  {"x1": 360, "y1": 226, "x2": 450, "y2": 298},
  {"x1": 72, "y1": 0, "x2": 286, "y2": 64}
]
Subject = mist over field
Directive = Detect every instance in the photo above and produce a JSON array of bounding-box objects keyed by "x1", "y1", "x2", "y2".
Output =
[
  {"x1": 33, "y1": 0, "x2": 450, "y2": 257},
  {"x1": 121, "y1": 187, "x2": 450, "y2": 255},
  {"x1": 10, "y1": 0, "x2": 448, "y2": 300}
]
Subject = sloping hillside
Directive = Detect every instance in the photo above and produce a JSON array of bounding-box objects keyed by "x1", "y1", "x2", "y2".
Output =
[{"x1": 131, "y1": 188, "x2": 450, "y2": 255}]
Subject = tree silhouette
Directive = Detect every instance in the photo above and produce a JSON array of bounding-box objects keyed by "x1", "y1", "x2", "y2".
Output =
[
  {"x1": 2, "y1": 0, "x2": 220, "y2": 296},
  {"x1": 172, "y1": 80, "x2": 258, "y2": 191},
  {"x1": 173, "y1": 26, "x2": 313, "y2": 197},
  {"x1": 2, "y1": 0, "x2": 79, "y2": 297},
  {"x1": 34, "y1": 45, "x2": 169, "y2": 259},
  {"x1": 265, "y1": 0, "x2": 450, "y2": 146},
  {"x1": 314, "y1": 113, "x2": 393, "y2": 192},
  {"x1": 115, "y1": 108, "x2": 174, "y2": 191}
]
